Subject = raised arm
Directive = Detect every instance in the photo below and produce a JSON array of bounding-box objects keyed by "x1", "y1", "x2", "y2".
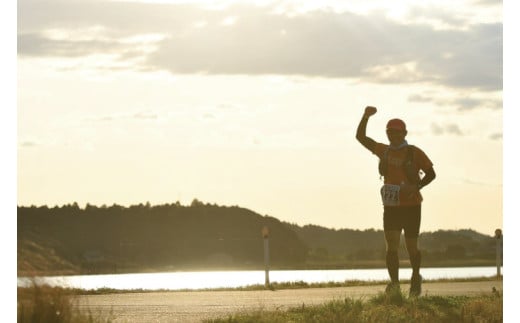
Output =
[{"x1": 356, "y1": 106, "x2": 378, "y2": 152}]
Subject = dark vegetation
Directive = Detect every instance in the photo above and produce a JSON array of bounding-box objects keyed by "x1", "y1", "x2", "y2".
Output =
[
  {"x1": 290, "y1": 224, "x2": 498, "y2": 268},
  {"x1": 17, "y1": 282, "x2": 112, "y2": 323},
  {"x1": 18, "y1": 200, "x2": 498, "y2": 276}
]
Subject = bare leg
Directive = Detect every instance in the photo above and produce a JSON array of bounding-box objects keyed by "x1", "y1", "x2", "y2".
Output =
[
  {"x1": 405, "y1": 237, "x2": 421, "y2": 277},
  {"x1": 384, "y1": 230, "x2": 401, "y2": 283},
  {"x1": 406, "y1": 236, "x2": 422, "y2": 296}
]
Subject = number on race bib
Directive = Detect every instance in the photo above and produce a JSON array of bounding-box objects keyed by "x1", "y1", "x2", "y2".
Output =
[{"x1": 380, "y1": 184, "x2": 400, "y2": 206}]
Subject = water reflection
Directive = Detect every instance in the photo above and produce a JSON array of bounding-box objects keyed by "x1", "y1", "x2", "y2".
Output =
[{"x1": 18, "y1": 267, "x2": 500, "y2": 291}]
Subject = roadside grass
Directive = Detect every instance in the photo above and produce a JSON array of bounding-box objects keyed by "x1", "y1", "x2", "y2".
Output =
[
  {"x1": 17, "y1": 278, "x2": 502, "y2": 322},
  {"x1": 207, "y1": 287, "x2": 503, "y2": 323},
  {"x1": 18, "y1": 276, "x2": 499, "y2": 295},
  {"x1": 17, "y1": 281, "x2": 113, "y2": 323}
]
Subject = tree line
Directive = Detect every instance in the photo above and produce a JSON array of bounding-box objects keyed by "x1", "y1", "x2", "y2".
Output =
[
  {"x1": 288, "y1": 224, "x2": 497, "y2": 267},
  {"x1": 18, "y1": 200, "x2": 307, "y2": 274},
  {"x1": 18, "y1": 201, "x2": 498, "y2": 275}
]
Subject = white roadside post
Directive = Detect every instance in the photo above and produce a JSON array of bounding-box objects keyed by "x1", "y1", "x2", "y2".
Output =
[
  {"x1": 262, "y1": 226, "x2": 270, "y2": 287},
  {"x1": 495, "y1": 228, "x2": 503, "y2": 278}
]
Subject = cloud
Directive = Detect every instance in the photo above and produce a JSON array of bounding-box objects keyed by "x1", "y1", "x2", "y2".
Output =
[
  {"x1": 362, "y1": 61, "x2": 428, "y2": 83},
  {"x1": 17, "y1": 1, "x2": 502, "y2": 91},
  {"x1": 87, "y1": 110, "x2": 159, "y2": 122},
  {"x1": 472, "y1": 0, "x2": 502, "y2": 5},
  {"x1": 133, "y1": 111, "x2": 158, "y2": 120},
  {"x1": 489, "y1": 132, "x2": 502, "y2": 140},
  {"x1": 403, "y1": 6, "x2": 468, "y2": 28},
  {"x1": 445, "y1": 124, "x2": 463, "y2": 135},
  {"x1": 408, "y1": 94, "x2": 502, "y2": 111},
  {"x1": 217, "y1": 103, "x2": 239, "y2": 110},
  {"x1": 452, "y1": 97, "x2": 502, "y2": 111},
  {"x1": 19, "y1": 141, "x2": 38, "y2": 148},
  {"x1": 17, "y1": 31, "x2": 159, "y2": 71},
  {"x1": 202, "y1": 113, "x2": 216, "y2": 120},
  {"x1": 408, "y1": 94, "x2": 433, "y2": 103},
  {"x1": 458, "y1": 177, "x2": 502, "y2": 187},
  {"x1": 430, "y1": 122, "x2": 463, "y2": 136}
]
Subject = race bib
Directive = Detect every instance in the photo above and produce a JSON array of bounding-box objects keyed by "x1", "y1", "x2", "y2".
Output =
[{"x1": 380, "y1": 184, "x2": 400, "y2": 206}]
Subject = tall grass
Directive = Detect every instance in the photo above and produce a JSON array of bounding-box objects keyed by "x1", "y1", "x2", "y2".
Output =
[
  {"x1": 17, "y1": 282, "x2": 111, "y2": 323},
  {"x1": 207, "y1": 287, "x2": 502, "y2": 323}
]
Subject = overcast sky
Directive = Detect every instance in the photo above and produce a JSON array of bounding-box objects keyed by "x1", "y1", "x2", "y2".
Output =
[{"x1": 16, "y1": 0, "x2": 504, "y2": 235}]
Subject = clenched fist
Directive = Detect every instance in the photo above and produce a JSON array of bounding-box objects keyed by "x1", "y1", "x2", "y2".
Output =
[{"x1": 364, "y1": 106, "x2": 377, "y2": 118}]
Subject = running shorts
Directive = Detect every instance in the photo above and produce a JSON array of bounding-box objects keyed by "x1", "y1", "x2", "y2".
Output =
[{"x1": 383, "y1": 205, "x2": 421, "y2": 238}]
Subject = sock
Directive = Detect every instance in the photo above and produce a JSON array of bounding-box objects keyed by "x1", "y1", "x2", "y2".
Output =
[
  {"x1": 410, "y1": 250, "x2": 421, "y2": 277},
  {"x1": 386, "y1": 251, "x2": 399, "y2": 283}
]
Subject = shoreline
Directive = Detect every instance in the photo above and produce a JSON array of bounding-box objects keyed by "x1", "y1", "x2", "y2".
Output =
[
  {"x1": 18, "y1": 276, "x2": 501, "y2": 295},
  {"x1": 18, "y1": 259, "x2": 497, "y2": 278}
]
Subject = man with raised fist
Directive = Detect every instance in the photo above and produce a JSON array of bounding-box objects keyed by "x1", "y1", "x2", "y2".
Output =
[{"x1": 355, "y1": 106, "x2": 436, "y2": 297}]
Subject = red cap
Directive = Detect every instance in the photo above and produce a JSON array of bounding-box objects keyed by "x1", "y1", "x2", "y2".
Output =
[{"x1": 386, "y1": 118, "x2": 406, "y2": 131}]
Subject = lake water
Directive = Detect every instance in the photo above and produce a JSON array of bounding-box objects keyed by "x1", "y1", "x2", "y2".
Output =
[{"x1": 18, "y1": 266, "x2": 501, "y2": 291}]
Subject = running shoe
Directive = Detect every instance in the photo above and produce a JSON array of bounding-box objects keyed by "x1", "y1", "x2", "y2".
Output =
[
  {"x1": 385, "y1": 281, "x2": 400, "y2": 294},
  {"x1": 409, "y1": 274, "x2": 422, "y2": 297}
]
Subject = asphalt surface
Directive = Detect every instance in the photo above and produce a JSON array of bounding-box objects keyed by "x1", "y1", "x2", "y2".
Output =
[{"x1": 74, "y1": 280, "x2": 503, "y2": 322}]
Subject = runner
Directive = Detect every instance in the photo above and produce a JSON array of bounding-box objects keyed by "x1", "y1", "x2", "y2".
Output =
[{"x1": 355, "y1": 106, "x2": 436, "y2": 296}]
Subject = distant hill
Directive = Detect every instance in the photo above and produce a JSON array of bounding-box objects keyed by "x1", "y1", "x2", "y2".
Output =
[
  {"x1": 18, "y1": 200, "x2": 307, "y2": 275},
  {"x1": 18, "y1": 201, "x2": 499, "y2": 276},
  {"x1": 286, "y1": 224, "x2": 497, "y2": 268}
]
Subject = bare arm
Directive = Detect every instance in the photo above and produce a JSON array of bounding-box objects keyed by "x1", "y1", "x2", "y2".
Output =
[
  {"x1": 418, "y1": 167, "x2": 436, "y2": 190},
  {"x1": 356, "y1": 106, "x2": 377, "y2": 152}
]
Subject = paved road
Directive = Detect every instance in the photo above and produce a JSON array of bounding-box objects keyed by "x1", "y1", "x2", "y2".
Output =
[{"x1": 74, "y1": 280, "x2": 502, "y2": 322}]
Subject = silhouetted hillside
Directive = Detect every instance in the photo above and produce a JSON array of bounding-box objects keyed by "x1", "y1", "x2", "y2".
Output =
[
  {"x1": 18, "y1": 201, "x2": 499, "y2": 276},
  {"x1": 286, "y1": 224, "x2": 497, "y2": 267},
  {"x1": 285, "y1": 224, "x2": 386, "y2": 263},
  {"x1": 18, "y1": 200, "x2": 307, "y2": 275}
]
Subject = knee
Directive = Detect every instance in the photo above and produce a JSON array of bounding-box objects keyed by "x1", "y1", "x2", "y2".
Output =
[
  {"x1": 386, "y1": 241, "x2": 400, "y2": 252},
  {"x1": 405, "y1": 239, "x2": 419, "y2": 254}
]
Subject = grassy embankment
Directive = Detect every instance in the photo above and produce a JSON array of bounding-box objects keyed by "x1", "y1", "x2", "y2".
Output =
[
  {"x1": 17, "y1": 285, "x2": 502, "y2": 323},
  {"x1": 18, "y1": 277, "x2": 502, "y2": 323},
  {"x1": 206, "y1": 288, "x2": 503, "y2": 323},
  {"x1": 17, "y1": 283, "x2": 113, "y2": 323}
]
